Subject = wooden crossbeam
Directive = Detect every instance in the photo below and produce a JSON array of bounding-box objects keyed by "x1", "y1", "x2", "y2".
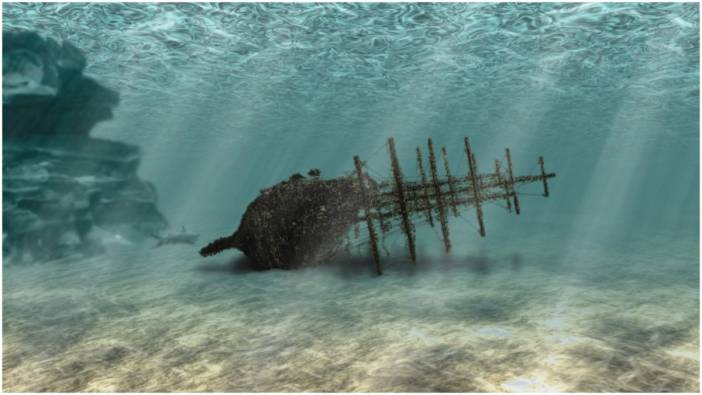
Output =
[{"x1": 372, "y1": 170, "x2": 556, "y2": 212}]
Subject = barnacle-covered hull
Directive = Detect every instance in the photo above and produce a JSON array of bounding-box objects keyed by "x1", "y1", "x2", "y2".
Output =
[{"x1": 200, "y1": 174, "x2": 368, "y2": 269}]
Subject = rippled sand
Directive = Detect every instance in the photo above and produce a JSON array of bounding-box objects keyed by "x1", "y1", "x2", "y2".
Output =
[{"x1": 3, "y1": 233, "x2": 699, "y2": 392}]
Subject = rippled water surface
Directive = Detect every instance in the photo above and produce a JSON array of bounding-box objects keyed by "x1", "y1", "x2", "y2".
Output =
[{"x1": 3, "y1": 2, "x2": 700, "y2": 392}]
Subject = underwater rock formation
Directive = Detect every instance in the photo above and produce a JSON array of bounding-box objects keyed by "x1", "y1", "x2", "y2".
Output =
[
  {"x1": 3, "y1": 31, "x2": 167, "y2": 262},
  {"x1": 3, "y1": 31, "x2": 119, "y2": 137},
  {"x1": 200, "y1": 173, "x2": 369, "y2": 269}
]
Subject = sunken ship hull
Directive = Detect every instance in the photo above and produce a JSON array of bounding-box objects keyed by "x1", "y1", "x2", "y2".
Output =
[{"x1": 201, "y1": 137, "x2": 555, "y2": 274}]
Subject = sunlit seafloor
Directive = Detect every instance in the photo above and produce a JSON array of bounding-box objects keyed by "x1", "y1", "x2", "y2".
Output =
[
  {"x1": 2, "y1": 2, "x2": 700, "y2": 392},
  {"x1": 3, "y1": 229, "x2": 698, "y2": 392}
]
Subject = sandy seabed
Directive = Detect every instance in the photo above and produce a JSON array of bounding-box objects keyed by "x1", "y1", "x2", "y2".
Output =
[{"x1": 3, "y1": 232, "x2": 699, "y2": 392}]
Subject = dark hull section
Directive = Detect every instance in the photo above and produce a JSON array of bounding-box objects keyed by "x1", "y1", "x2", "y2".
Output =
[{"x1": 200, "y1": 174, "x2": 366, "y2": 270}]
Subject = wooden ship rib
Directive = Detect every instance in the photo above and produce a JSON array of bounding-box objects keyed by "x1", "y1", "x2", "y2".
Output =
[{"x1": 200, "y1": 136, "x2": 556, "y2": 274}]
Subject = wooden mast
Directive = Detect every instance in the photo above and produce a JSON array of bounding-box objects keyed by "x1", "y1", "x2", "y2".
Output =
[
  {"x1": 427, "y1": 138, "x2": 451, "y2": 253},
  {"x1": 464, "y1": 137, "x2": 486, "y2": 237},
  {"x1": 416, "y1": 147, "x2": 434, "y2": 227},
  {"x1": 387, "y1": 138, "x2": 416, "y2": 264},
  {"x1": 539, "y1": 156, "x2": 550, "y2": 197},
  {"x1": 495, "y1": 159, "x2": 512, "y2": 213},
  {"x1": 441, "y1": 146, "x2": 460, "y2": 217},
  {"x1": 353, "y1": 155, "x2": 382, "y2": 275},
  {"x1": 505, "y1": 148, "x2": 520, "y2": 215}
]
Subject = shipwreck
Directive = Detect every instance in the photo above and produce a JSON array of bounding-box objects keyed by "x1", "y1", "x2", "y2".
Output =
[{"x1": 200, "y1": 137, "x2": 556, "y2": 274}]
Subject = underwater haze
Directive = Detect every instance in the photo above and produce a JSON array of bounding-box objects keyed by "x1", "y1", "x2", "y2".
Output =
[{"x1": 2, "y1": 2, "x2": 700, "y2": 392}]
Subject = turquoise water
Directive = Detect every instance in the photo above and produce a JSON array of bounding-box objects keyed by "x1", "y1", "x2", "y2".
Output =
[{"x1": 3, "y1": 3, "x2": 700, "y2": 392}]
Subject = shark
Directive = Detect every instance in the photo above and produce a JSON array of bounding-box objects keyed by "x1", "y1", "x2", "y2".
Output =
[{"x1": 153, "y1": 226, "x2": 199, "y2": 248}]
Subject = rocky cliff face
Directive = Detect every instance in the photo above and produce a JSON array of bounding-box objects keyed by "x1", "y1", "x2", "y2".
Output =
[{"x1": 3, "y1": 31, "x2": 167, "y2": 262}]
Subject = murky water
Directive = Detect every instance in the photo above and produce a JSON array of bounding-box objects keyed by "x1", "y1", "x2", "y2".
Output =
[{"x1": 3, "y1": 3, "x2": 699, "y2": 392}]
